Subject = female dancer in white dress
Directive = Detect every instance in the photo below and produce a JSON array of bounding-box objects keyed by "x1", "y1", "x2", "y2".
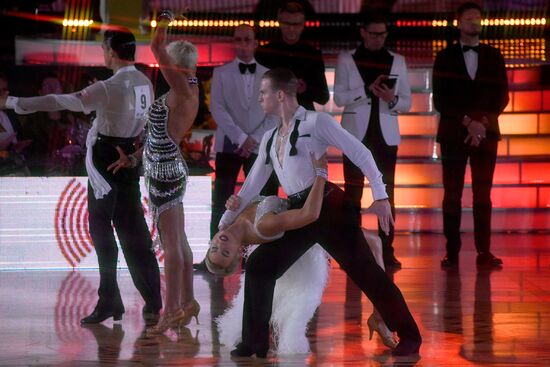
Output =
[
  {"x1": 208, "y1": 153, "x2": 397, "y2": 354},
  {"x1": 108, "y1": 11, "x2": 200, "y2": 334}
]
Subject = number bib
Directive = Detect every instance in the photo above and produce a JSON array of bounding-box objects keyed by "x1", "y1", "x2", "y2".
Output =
[{"x1": 134, "y1": 85, "x2": 151, "y2": 119}]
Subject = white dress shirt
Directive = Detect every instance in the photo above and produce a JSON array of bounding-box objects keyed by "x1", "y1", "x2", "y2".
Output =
[
  {"x1": 5, "y1": 65, "x2": 153, "y2": 198},
  {"x1": 460, "y1": 41, "x2": 479, "y2": 80},
  {"x1": 219, "y1": 105, "x2": 388, "y2": 228},
  {"x1": 6, "y1": 65, "x2": 152, "y2": 138}
]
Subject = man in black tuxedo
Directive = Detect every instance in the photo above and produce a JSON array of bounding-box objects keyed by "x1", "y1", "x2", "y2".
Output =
[
  {"x1": 255, "y1": 1, "x2": 329, "y2": 111},
  {"x1": 433, "y1": 2, "x2": 509, "y2": 269}
]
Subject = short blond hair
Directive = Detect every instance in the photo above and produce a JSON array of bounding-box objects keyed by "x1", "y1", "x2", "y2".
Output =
[
  {"x1": 166, "y1": 40, "x2": 198, "y2": 69},
  {"x1": 205, "y1": 245, "x2": 241, "y2": 276}
]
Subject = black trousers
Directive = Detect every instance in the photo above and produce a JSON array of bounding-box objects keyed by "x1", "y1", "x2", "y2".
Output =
[
  {"x1": 343, "y1": 140, "x2": 398, "y2": 260},
  {"x1": 440, "y1": 138, "x2": 498, "y2": 258},
  {"x1": 210, "y1": 152, "x2": 278, "y2": 238},
  {"x1": 88, "y1": 138, "x2": 161, "y2": 312},
  {"x1": 241, "y1": 182, "x2": 420, "y2": 352}
]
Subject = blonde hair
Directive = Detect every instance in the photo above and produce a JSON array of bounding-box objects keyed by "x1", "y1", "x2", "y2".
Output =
[
  {"x1": 166, "y1": 40, "x2": 198, "y2": 69},
  {"x1": 204, "y1": 246, "x2": 241, "y2": 276}
]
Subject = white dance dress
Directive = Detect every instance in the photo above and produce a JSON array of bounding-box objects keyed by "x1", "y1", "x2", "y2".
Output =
[{"x1": 215, "y1": 195, "x2": 330, "y2": 354}]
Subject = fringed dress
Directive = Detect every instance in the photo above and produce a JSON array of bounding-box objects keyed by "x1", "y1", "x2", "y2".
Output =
[{"x1": 143, "y1": 93, "x2": 189, "y2": 226}]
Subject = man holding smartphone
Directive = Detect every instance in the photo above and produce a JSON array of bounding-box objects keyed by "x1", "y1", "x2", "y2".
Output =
[{"x1": 334, "y1": 12, "x2": 411, "y2": 270}]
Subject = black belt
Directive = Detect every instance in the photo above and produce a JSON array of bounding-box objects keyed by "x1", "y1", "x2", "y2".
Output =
[
  {"x1": 287, "y1": 182, "x2": 335, "y2": 208},
  {"x1": 96, "y1": 133, "x2": 136, "y2": 146}
]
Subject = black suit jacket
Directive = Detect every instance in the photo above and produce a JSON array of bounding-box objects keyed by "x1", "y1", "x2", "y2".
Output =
[
  {"x1": 433, "y1": 43, "x2": 509, "y2": 143},
  {"x1": 255, "y1": 38, "x2": 329, "y2": 110}
]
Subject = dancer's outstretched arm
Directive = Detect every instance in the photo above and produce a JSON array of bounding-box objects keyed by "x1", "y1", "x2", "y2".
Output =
[
  {"x1": 151, "y1": 12, "x2": 194, "y2": 99},
  {"x1": 256, "y1": 153, "x2": 327, "y2": 237},
  {"x1": 0, "y1": 78, "x2": 106, "y2": 115}
]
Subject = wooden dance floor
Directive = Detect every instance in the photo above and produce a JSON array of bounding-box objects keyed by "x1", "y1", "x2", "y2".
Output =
[{"x1": 1, "y1": 233, "x2": 550, "y2": 366}]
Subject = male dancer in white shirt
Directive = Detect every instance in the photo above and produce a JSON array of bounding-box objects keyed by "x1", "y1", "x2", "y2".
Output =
[
  {"x1": 220, "y1": 68, "x2": 421, "y2": 357},
  {"x1": 0, "y1": 28, "x2": 162, "y2": 324}
]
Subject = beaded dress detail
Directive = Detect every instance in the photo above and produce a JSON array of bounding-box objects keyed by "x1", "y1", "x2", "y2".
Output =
[
  {"x1": 143, "y1": 93, "x2": 189, "y2": 225},
  {"x1": 250, "y1": 195, "x2": 289, "y2": 241}
]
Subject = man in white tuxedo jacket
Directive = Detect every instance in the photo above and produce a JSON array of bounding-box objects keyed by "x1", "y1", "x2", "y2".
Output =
[
  {"x1": 334, "y1": 13, "x2": 411, "y2": 269},
  {"x1": 209, "y1": 24, "x2": 279, "y2": 238}
]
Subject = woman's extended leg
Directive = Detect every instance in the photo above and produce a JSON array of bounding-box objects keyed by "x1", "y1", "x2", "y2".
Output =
[
  {"x1": 362, "y1": 229, "x2": 397, "y2": 349},
  {"x1": 160, "y1": 204, "x2": 187, "y2": 312},
  {"x1": 176, "y1": 207, "x2": 200, "y2": 324},
  {"x1": 147, "y1": 203, "x2": 187, "y2": 334}
]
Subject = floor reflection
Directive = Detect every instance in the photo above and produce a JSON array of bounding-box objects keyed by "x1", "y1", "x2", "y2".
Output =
[
  {"x1": 460, "y1": 268, "x2": 518, "y2": 364},
  {"x1": 0, "y1": 234, "x2": 549, "y2": 366},
  {"x1": 81, "y1": 323, "x2": 124, "y2": 363}
]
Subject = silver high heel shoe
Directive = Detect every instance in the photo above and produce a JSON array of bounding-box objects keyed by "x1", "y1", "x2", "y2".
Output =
[{"x1": 367, "y1": 314, "x2": 398, "y2": 349}]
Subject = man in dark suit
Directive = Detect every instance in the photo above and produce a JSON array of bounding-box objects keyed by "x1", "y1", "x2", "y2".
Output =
[
  {"x1": 433, "y1": 2, "x2": 509, "y2": 269},
  {"x1": 255, "y1": 1, "x2": 329, "y2": 111}
]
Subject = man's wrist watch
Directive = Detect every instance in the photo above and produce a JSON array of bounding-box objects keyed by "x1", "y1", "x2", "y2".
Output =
[{"x1": 128, "y1": 154, "x2": 139, "y2": 168}]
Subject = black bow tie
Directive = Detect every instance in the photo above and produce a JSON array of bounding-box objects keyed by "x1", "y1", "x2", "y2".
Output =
[
  {"x1": 239, "y1": 62, "x2": 256, "y2": 74},
  {"x1": 462, "y1": 45, "x2": 479, "y2": 53}
]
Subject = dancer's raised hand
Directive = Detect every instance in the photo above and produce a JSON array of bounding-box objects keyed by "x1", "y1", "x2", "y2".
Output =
[
  {"x1": 107, "y1": 146, "x2": 131, "y2": 174},
  {"x1": 365, "y1": 199, "x2": 395, "y2": 235}
]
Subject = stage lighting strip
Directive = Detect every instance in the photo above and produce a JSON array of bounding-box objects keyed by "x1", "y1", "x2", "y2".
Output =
[
  {"x1": 396, "y1": 18, "x2": 547, "y2": 27},
  {"x1": 62, "y1": 19, "x2": 94, "y2": 27},
  {"x1": 60, "y1": 17, "x2": 546, "y2": 29},
  {"x1": 145, "y1": 17, "x2": 546, "y2": 28},
  {"x1": 151, "y1": 19, "x2": 321, "y2": 28}
]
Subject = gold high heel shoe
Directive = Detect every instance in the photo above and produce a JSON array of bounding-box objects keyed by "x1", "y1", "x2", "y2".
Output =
[
  {"x1": 146, "y1": 309, "x2": 186, "y2": 335},
  {"x1": 367, "y1": 314, "x2": 398, "y2": 349},
  {"x1": 179, "y1": 300, "x2": 200, "y2": 326}
]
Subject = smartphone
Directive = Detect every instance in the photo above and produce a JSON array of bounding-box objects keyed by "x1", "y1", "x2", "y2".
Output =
[{"x1": 380, "y1": 77, "x2": 397, "y2": 89}]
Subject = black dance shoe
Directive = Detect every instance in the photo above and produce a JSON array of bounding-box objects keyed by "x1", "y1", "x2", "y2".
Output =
[
  {"x1": 384, "y1": 255, "x2": 402, "y2": 270},
  {"x1": 476, "y1": 252, "x2": 503, "y2": 268},
  {"x1": 81, "y1": 307, "x2": 124, "y2": 324},
  {"x1": 230, "y1": 343, "x2": 267, "y2": 359},
  {"x1": 440, "y1": 255, "x2": 459, "y2": 269},
  {"x1": 142, "y1": 305, "x2": 160, "y2": 326},
  {"x1": 391, "y1": 337, "x2": 421, "y2": 356}
]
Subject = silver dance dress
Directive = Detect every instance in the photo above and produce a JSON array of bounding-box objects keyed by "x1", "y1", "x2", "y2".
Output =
[
  {"x1": 143, "y1": 93, "x2": 189, "y2": 225},
  {"x1": 250, "y1": 195, "x2": 289, "y2": 241}
]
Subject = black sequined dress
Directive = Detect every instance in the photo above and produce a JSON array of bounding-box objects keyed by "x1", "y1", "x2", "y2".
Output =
[{"x1": 143, "y1": 93, "x2": 189, "y2": 225}]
